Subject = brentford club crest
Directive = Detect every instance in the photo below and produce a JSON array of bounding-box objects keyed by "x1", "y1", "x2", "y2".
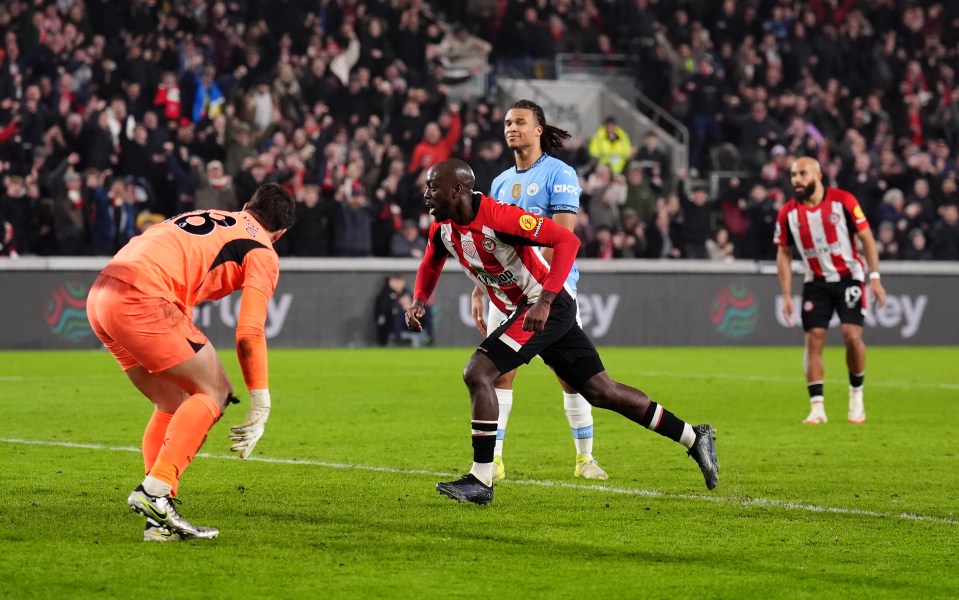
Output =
[
  {"x1": 803, "y1": 300, "x2": 815, "y2": 312},
  {"x1": 461, "y1": 239, "x2": 477, "y2": 257},
  {"x1": 829, "y1": 213, "x2": 841, "y2": 224},
  {"x1": 482, "y1": 237, "x2": 497, "y2": 252}
]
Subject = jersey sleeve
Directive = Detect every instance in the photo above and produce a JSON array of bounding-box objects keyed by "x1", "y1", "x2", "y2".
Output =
[
  {"x1": 773, "y1": 204, "x2": 791, "y2": 247},
  {"x1": 241, "y1": 248, "x2": 280, "y2": 297},
  {"x1": 235, "y1": 247, "x2": 278, "y2": 391},
  {"x1": 487, "y1": 200, "x2": 580, "y2": 293},
  {"x1": 547, "y1": 163, "x2": 581, "y2": 214},
  {"x1": 236, "y1": 285, "x2": 270, "y2": 390},
  {"x1": 838, "y1": 190, "x2": 871, "y2": 232},
  {"x1": 413, "y1": 221, "x2": 447, "y2": 303}
]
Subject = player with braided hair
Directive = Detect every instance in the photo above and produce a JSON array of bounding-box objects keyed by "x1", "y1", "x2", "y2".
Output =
[{"x1": 469, "y1": 99, "x2": 608, "y2": 481}]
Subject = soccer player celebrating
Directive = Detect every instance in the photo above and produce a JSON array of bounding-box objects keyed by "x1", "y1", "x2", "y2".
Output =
[
  {"x1": 774, "y1": 157, "x2": 887, "y2": 424},
  {"x1": 406, "y1": 159, "x2": 718, "y2": 505},
  {"x1": 470, "y1": 99, "x2": 607, "y2": 482},
  {"x1": 86, "y1": 183, "x2": 296, "y2": 540}
]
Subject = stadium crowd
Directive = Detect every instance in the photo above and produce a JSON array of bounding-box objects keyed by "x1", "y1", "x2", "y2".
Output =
[{"x1": 0, "y1": 0, "x2": 958, "y2": 261}]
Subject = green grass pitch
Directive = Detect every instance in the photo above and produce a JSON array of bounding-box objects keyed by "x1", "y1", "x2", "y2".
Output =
[{"x1": 1, "y1": 346, "x2": 957, "y2": 599}]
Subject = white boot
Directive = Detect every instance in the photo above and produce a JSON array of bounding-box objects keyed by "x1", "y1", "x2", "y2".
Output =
[
  {"x1": 803, "y1": 399, "x2": 828, "y2": 424},
  {"x1": 848, "y1": 387, "x2": 866, "y2": 423}
]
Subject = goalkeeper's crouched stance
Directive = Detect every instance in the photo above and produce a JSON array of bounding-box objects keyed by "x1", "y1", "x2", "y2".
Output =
[{"x1": 85, "y1": 183, "x2": 295, "y2": 541}]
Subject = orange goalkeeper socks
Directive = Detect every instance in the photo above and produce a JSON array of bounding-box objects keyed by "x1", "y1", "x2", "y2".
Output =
[
  {"x1": 148, "y1": 393, "x2": 221, "y2": 496},
  {"x1": 142, "y1": 410, "x2": 175, "y2": 475}
]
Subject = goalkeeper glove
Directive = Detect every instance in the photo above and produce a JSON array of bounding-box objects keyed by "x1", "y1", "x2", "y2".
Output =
[{"x1": 229, "y1": 389, "x2": 271, "y2": 459}]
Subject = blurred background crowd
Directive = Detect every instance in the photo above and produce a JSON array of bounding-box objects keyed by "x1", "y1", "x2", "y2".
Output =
[{"x1": 0, "y1": 0, "x2": 958, "y2": 261}]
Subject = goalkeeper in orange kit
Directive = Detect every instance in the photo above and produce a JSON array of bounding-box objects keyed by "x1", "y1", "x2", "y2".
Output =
[{"x1": 86, "y1": 183, "x2": 295, "y2": 541}]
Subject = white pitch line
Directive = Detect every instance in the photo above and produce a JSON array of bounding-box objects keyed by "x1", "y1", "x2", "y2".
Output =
[
  {"x1": 2, "y1": 371, "x2": 957, "y2": 390},
  {"x1": 3, "y1": 437, "x2": 956, "y2": 526},
  {"x1": 629, "y1": 371, "x2": 959, "y2": 391}
]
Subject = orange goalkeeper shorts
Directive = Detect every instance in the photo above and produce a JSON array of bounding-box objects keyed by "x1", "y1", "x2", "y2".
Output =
[{"x1": 86, "y1": 274, "x2": 209, "y2": 373}]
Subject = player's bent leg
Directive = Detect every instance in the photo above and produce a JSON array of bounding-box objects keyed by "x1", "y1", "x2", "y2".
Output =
[
  {"x1": 558, "y1": 375, "x2": 606, "y2": 478},
  {"x1": 492, "y1": 368, "x2": 518, "y2": 390},
  {"x1": 493, "y1": 387, "x2": 510, "y2": 481},
  {"x1": 803, "y1": 329, "x2": 828, "y2": 424},
  {"x1": 127, "y1": 366, "x2": 192, "y2": 413},
  {"x1": 577, "y1": 371, "x2": 650, "y2": 423},
  {"x1": 492, "y1": 370, "x2": 517, "y2": 481},
  {"x1": 578, "y1": 371, "x2": 718, "y2": 490},
  {"x1": 160, "y1": 343, "x2": 234, "y2": 412},
  {"x1": 840, "y1": 324, "x2": 866, "y2": 373},
  {"x1": 454, "y1": 351, "x2": 502, "y2": 491},
  {"x1": 126, "y1": 366, "x2": 189, "y2": 474},
  {"x1": 560, "y1": 379, "x2": 607, "y2": 479},
  {"x1": 137, "y1": 344, "x2": 231, "y2": 500},
  {"x1": 463, "y1": 351, "x2": 502, "y2": 422},
  {"x1": 841, "y1": 324, "x2": 867, "y2": 423}
]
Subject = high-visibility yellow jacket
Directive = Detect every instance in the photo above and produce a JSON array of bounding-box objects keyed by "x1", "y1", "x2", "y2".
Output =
[{"x1": 588, "y1": 126, "x2": 633, "y2": 175}]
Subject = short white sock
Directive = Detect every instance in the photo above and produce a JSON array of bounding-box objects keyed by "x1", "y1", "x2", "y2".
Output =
[
  {"x1": 679, "y1": 423, "x2": 697, "y2": 449},
  {"x1": 564, "y1": 392, "x2": 593, "y2": 456},
  {"x1": 494, "y1": 388, "x2": 513, "y2": 456},
  {"x1": 470, "y1": 462, "x2": 495, "y2": 487},
  {"x1": 810, "y1": 395, "x2": 825, "y2": 406},
  {"x1": 142, "y1": 475, "x2": 172, "y2": 497}
]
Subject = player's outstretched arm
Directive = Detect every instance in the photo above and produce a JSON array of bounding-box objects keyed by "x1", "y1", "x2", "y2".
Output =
[
  {"x1": 776, "y1": 245, "x2": 795, "y2": 327},
  {"x1": 523, "y1": 290, "x2": 557, "y2": 333},
  {"x1": 230, "y1": 285, "x2": 272, "y2": 459},
  {"x1": 540, "y1": 212, "x2": 577, "y2": 264},
  {"x1": 406, "y1": 299, "x2": 427, "y2": 332},
  {"x1": 229, "y1": 389, "x2": 270, "y2": 459},
  {"x1": 410, "y1": 225, "x2": 446, "y2": 332},
  {"x1": 857, "y1": 227, "x2": 887, "y2": 308},
  {"x1": 470, "y1": 285, "x2": 487, "y2": 336}
]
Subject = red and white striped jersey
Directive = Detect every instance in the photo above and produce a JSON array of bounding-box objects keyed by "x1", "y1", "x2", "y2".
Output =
[
  {"x1": 773, "y1": 187, "x2": 871, "y2": 282},
  {"x1": 414, "y1": 193, "x2": 580, "y2": 314}
]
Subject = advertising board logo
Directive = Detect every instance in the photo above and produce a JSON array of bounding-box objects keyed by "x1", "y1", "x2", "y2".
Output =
[
  {"x1": 46, "y1": 281, "x2": 93, "y2": 342},
  {"x1": 710, "y1": 284, "x2": 759, "y2": 340}
]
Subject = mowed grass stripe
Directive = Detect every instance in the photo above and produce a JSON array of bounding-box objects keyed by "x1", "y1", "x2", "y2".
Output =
[
  {"x1": 2, "y1": 370, "x2": 957, "y2": 390},
  {"x1": 4, "y1": 436, "x2": 956, "y2": 526}
]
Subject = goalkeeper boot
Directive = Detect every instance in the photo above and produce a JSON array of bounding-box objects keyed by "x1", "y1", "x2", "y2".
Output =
[
  {"x1": 436, "y1": 474, "x2": 494, "y2": 506},
  {"x1": 143, "y1": 517, "x2": 182, "y2": 542},
  {"x1": 687, "y1": 424, "x2": 719, "y2": 491},
  {"x1": 803, "y1": 401, "x2": 828, "y2": 425},
  {"x1": 128, "y1": 485, "x2": 219, "y2": 539},
  {"x1": 574, "y1": 454, "x2": 609, "y2": 480},
  {"x1": 492, "y1": 455, "x2": 506, "y2": 482},
  {"x1": 848, "y1": 387, "x2": 866, "y2": 423}
]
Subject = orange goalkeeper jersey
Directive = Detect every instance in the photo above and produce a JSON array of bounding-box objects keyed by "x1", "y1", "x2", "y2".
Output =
[{"x1": 102, "y1": 209, "x2": 279, "y2": 314}]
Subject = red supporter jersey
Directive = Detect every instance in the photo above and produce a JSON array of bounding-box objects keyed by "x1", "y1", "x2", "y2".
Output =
[
  {"x1": 773, "y1": 187, "x2": 870, "y2": 282},
  {"x1": 414, "y1": 193, "x2": 580, "y2": 314}
]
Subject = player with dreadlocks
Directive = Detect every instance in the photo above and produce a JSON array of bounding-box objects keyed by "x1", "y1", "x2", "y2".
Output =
[{"x1": 468, "y1": 99, "x2": 609, "y2": 482}]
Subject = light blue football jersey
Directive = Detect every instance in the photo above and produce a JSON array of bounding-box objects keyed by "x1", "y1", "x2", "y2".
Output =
[{"x1": 490, "y1": 154, "x2": 582, "y2": 293}]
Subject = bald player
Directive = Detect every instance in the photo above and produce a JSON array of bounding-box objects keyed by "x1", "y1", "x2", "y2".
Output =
[
  {"x1": 86, "y1": 183, "x2": 296, "y2": 541},
  {"x1": 774, "y1": 157, "x2": 887, "y2": 425},
  {"x1": 407, "y1": 159, "x2": 718, "y2": 505}
]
